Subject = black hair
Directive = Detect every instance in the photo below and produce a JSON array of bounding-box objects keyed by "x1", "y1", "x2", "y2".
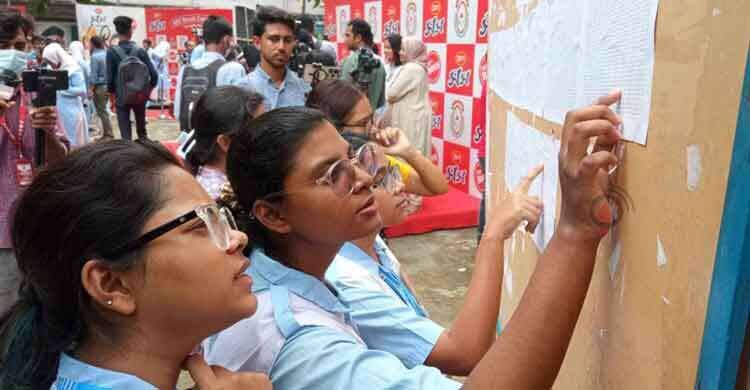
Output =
[
  {"x1": 252, "y1": 6, "x2": 295, "y2": 37},
  {"x1": 226, "y1": 107, "x2": 327, "y2": 250},
  {"x1": 348, "y1": 19, "x2": 375, "y2": 52},
  {"x1": 298, "y1": 14, "x2": 315, "y2": 33},
  {"x1": 0, "y1": 140, "x2": 180, "y2": 389},
  {"x1": 41, "y1": 26, "x2": 64, "y2": 38},
  {"x1": 90, "y1": 35, "x2": 104, "y2": 50},
  {"x1": 306, "y1": 79, "x2": 365, "y2": 129},
  {"x1": 306, "y1": 49, "x2": 336, "y2": 67},
  {"x1": 0, "y1": 9, "x2": 32, "y2": 46},
  {"x1": 113, "y1": 16, "x2": 133, "y2": 36},
  {"x1": 186, "y1": 86, "x2": 265, "y2": 176},
  {"x1": 142, "y1": 38, "x2": 152, "y2": 46},
  {"x1": 386, "y1": 34, "x2": 402, "y2": 66},
  {"x1": 202, "y1": 15, "x2": 233, "y2": 45}
]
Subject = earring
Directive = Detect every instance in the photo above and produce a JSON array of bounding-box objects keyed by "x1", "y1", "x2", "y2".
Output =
[{"x1": 106, "y1": 300, "x2": 113, "y2": 306}]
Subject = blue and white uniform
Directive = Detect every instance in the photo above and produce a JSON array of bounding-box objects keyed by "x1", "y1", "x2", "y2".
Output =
[
  {"x1": 204, "y1": 249, "x2": 461, "y2": 390},
  {"x1": 51, "y1": 353, "x2": 156, "y2": 389},
  {"x1": 326, "y1": 237, "x2": 445, "y2": 368}
]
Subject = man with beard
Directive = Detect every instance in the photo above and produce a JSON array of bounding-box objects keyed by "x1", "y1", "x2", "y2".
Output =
[{"x1": 239, "y1": 6, "x2": 310, "y2": 110}]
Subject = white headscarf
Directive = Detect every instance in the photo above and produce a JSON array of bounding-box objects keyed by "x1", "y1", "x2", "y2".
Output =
[
  {"x1": 152, "y1": 41, "x2": 170, "y2": 59},
  {"x1": 401, "y1": 37, "x2": 428, "y2": 70},
  {"x1": 69, "y1": 41, "x2": 87, "y2": 63},
  {"x1": 42, "y1": 43, "x2": 80, "y2": 72}
]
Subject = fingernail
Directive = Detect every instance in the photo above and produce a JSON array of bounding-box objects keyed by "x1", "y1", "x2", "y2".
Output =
[{"x1": 188, "y1": 344, "x2": 203, "y2": 357}]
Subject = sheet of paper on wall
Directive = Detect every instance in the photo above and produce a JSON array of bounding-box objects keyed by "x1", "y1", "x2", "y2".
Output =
[
  {"x1": 489, "y1": 0, "x2": 658, "y2": 144},
  {"x1": 505, "y1": 111, "x2": 559, "y2": 250},
  {"x1": 578, "y1": 0, "x2": 659, "y2": 145}
]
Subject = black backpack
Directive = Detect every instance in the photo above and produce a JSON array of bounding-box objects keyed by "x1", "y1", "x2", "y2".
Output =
[
  {"x1": 112, "y1": 46, "x2": 152, "y2": 106},
  {"x1": 179, "y1": 59, "x2": 225, "y2": 131}
]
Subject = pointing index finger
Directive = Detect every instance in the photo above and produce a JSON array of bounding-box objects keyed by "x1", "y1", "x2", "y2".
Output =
[{"x1": 516, "y1": 164, "x2": 544, "y2": 194}]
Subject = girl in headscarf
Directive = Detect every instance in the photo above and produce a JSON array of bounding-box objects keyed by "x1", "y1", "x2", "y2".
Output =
[
  {"x1": 69, "y1": 41, "x2": 94, "y2": 137},
  {"x1": 42, "y1": 42, "x2": 90, "y2": 146},
  {"x1": 385, "y1": 37, "x2": 431, "y2": 157},
  {"x1": 150, "y1": 41, "x2": 172, "y2": 104}
]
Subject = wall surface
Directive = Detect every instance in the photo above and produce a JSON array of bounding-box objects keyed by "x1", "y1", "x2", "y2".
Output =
[{"x1": 488, "y1": 0, "x2": 750, "y2": 388}]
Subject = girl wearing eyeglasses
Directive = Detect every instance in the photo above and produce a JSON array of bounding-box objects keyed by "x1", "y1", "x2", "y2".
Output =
[
  {"x1": 306, "y1": 79, "x2": 450, "y2": 198},
  {"x1": 204, "y1": 88, "x2": 624, "y2": 389},
  {"x1": 326, "y1": 131, "x2": 543, "y2": 375},
  {"x1": 0, "y1": 140, "x2": 269, "y2": 389}
]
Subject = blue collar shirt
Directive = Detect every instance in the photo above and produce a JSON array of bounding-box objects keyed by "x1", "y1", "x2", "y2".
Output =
[
  {"x1": 238, "y1": 65, "x2": 310, "y2": 111},
  {"x1": 326, "y1": 237, "x2": 445, "y2": 368},
  {"x1": 52, "y1": 353, "x2": 157, "y2": 389}
]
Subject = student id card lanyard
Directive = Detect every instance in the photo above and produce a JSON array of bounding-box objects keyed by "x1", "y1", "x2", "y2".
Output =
[{"x1": 1, "y1": 92, "x2": 32, "y2": 187}]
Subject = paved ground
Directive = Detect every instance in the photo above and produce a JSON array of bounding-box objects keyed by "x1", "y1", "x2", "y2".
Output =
[{"x1": 118, "y1": 111, "x2": 477, "y2": 387}]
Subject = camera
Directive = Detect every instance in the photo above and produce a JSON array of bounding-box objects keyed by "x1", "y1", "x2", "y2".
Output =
[
  {"x1": 303, "y1": 63, "x2": 340, "y2": 86},
  {"x1": 21, "y1": 69, "x2": 68, "y2": 107},
  {"x1": 289, "y1": 40, "x2": 313, "y2": 78},
  {"x1": 351, "y1": 47, "x2": 381, "y2": 90}
]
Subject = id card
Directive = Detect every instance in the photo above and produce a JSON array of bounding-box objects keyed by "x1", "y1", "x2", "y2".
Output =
[{"x1": 15, "y1": 157, "x2": 33, "y2": 186}]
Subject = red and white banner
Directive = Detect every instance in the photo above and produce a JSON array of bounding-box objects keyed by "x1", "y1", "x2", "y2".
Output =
[
  {"x1": 144, "y1": 7, "x2": 233, "y2": 101},
  {"x1": 327, "y1": 0, "x2": 488, "y2": 198}
]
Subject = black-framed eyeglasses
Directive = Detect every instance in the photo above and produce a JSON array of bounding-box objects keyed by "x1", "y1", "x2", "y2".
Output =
[
  {"x1": 342, "y1": 113, "x2": 375, "y2": 134},
  {"x1": 103, "y1": 204, "x2": 237, "y2": 259}
]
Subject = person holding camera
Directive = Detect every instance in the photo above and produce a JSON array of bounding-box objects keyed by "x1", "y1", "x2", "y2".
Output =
[
  {"x1": 239, "y1": 6, "x2": 310, "y2": 111},
  {"x1": 340, "y1": 19, "x2": 386, "y2": 110},
  {"x1": 0, "y1": 9, "x2": 67, "y2": 315}
]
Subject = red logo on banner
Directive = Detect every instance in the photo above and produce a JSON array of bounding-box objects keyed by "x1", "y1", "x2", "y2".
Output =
[
  {"x1": 449, "y1": 100, "x2": 466, "y2": 139},
  {"x1": 423, "y1": 0, "x2": 446, "y2": 42},
  {"x1": 479, "y1": 53, "x2": 488, "y2": 88},
  {"x1": 383, "y1": 0, "x2": 400, "y2": 37},
  {"x1": 446, "y1": 44, "x2": 474, "y2": 95},
  {"x1": 430, "y1": 92, "x2": 444, "y2": 137},
  {"x1": 472, "y1": 97, "x2": 485, "y2": 150},
  {"x1": 443, "y1": 142, "x2": 469, "y2": 192},
  {"x1": 427, "y1": 50, "x2": 441, "y2": 84},
  {"x1": 474, "y1": 160, "x2": 485, "y2": 192},
  {"x1": 477, "y1": 0, "x2": 489, "y2": 43}
]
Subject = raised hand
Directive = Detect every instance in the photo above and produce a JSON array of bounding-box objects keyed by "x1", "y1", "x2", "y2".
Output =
[{"x1": 558, "y1": 90, "x2": 622, "y2": 239}]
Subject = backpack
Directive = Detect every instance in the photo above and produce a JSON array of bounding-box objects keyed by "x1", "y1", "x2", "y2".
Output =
[
  {"x1": 112, "y1": 45, "x2": 152, "y2": 106},
  {"x1": 178, "y1": 59, "x2": 225, "y2": 131}
]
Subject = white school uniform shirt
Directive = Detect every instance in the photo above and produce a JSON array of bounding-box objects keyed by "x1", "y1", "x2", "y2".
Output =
[{"x1": 204, "y1": 248, "x2": 462, "y2": 390}]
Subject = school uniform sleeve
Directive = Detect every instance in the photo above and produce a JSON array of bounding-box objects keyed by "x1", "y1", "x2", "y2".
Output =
[
  {"x1": 270, "y1": 326, "x2": 461, "y2": 390},
  {"x1": 61, "y1": 70, "x2": 88, "y2": 98},
  {"x1": 331, "y1": 276, "x2": 445, "y2": 368},
  {"x1": 173, "y1": 65, "x2": 185, "y2": 120}
]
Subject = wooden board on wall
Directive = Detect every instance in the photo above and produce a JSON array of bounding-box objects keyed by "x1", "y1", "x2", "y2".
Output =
[{"x1": 487, "y1": 0, "x2": 750, "y2": 388}]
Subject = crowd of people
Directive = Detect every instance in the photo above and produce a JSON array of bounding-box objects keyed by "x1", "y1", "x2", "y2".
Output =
[{"x1": 0, "y1": 6, "x2": 626, "y2": 389}]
